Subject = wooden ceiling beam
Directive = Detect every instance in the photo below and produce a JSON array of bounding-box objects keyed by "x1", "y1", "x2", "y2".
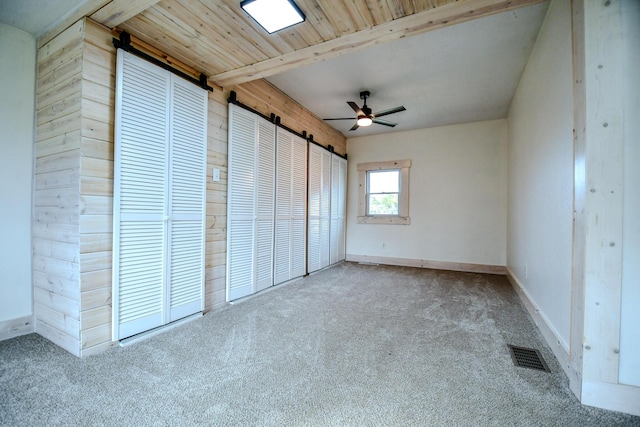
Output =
[
  {"x1": 210, "y1": 0, "x2": 547, "y2": 87},
  {"x1": 90, "y1": 0, "x2": 162, "y2": 28}
]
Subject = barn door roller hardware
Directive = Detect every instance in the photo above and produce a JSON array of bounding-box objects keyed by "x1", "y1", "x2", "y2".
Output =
[
  {"x1": 227, "y1": 90, "x2": 346, "y2": 160},
  {"x1": 112, "y1": 31, "x2": 213, "y2": 92}
]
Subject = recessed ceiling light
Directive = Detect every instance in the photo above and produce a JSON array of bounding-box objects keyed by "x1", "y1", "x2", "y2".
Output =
[{"x1": 241, "y1": 0, "x2": 306, "y2": 34}]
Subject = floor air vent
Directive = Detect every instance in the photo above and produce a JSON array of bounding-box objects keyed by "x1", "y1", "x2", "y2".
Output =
[{"x1": 507, "y1": 344, "x2": 550, "y2": 373}]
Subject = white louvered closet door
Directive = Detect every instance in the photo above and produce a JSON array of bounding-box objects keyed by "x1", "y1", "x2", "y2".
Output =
[
  {"x1": 113, "y1": 50, "x2": 169, "y2": 339},
  {"x1": 274, "y1": 129, "x2": 293, "y2": 285},
  {"x1": 336, "y1": 156, "x2": 347, "y2": 262},
  {"x1": 307, "y1": 144, "x2": 322, "y2": 273},
  {"x1": 227, "y1": 105, "x2": 257, "y2": 300},
  {"x1": 255, "y1": 120, "x2": 276, "y2": 292},
  {"x1": 167, "y1": 77, "x2": 207, "y2": 322},
  {"x1": 330, "y1": 154, "x2": 347, "y2": 264},
  {"x1": 291, "y1": 135, "x2": 307, "y2": 278},
  {"x1": 227, "y1": 104, "x2": 276, "y2": 300},
  {"x1": 320, "y1": 149, "x2": 332, "y2": 269},
  {"x1": 113, "y1": 50, "x2": 207, "y2": 340},
  {"x1": 330, "y1": 155, "x2": 340, "y2": 265},
  {"x1": 274, "y1": 129, "x2": 307, "y2": 285},
  {"x1": 307, "y1": 144, "x2": 332, "y2": 273}
]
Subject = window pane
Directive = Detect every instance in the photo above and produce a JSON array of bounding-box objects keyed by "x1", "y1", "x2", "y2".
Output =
[
  {"x1": 368, "y1": 194, "x2": 398, "y2": 215},
  {"x1": 369, "y1": 170, "x2": 399, "y2": 193}
]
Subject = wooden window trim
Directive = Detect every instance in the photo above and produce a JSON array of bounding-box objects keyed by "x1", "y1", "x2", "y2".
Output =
[{"x1": 357, "y1": 160, "x2": 410, "y2": 225}]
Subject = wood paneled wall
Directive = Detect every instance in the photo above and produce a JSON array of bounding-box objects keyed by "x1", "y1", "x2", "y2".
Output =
[
  {"x1": 34, "y1": 17, "x2": 344, "y2": 357},
  {"x1": 204, "y1": 89, "x2": 229, "y2": 311},
  {"x1": 79, "y1": 20, "x2": 116, "y2": 356},
  {"x1": 34, "y1": 20, "x2": 85, "y2": 357}
]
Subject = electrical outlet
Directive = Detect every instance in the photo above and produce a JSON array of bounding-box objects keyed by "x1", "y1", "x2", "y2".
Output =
[
  {"x1": 382, "y1": 242, "x2": 386, "y2": 250},
  {"x1": 524, "y1": 264, "x2": 528, "y2": 278}
]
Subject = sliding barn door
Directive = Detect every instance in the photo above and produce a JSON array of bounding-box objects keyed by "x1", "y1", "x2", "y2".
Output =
[
  {"x1": 291, "y1": 135, "x2": 308, "y2": 278},
  {"x1": 227, "y1": 104, "x2": 275, "y2": 300},
  {"x1": 330, "y1": 154, "x2": 347, "y2": 264},
  {"x1": 255, "y1": 120, "x2": 276, "y2": 292},
  {"x1": 308, "y1": 144, "x2": 332, "y2": 273},
  {"x1": 274, "y1": 128, "x2": 307, "y2": 285},
  {"x1": 113, "y1": 51, "x2": 169, "y2": 339},
  {"x1": 227, "y1": 105, "x2": 255, "y2": 300},
  {"x1": 113, "y1": 50, "x2": 207, "y2": 340},
  {"x1": 167, "y1": 77, "x2": 208, "y2": 321}
]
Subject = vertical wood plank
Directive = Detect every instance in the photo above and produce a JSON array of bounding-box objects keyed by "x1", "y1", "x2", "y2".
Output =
[
  {"x1": 570, "y1": 0, "x2": 586, "y2": 398},
  {"x1": 79, "y1": 20, "x2": 116, "y2": 351},
  {"x1": 572, "y1": 0, "x2": 631, "y2": 407},
  {"x1": 580, "y1": 0, "x2": 624, "y2": 385}
]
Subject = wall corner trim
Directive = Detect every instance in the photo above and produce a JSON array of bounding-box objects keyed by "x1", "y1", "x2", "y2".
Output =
[{"x1": 0, "y1": 315, "x2": 35, "y2": 341}]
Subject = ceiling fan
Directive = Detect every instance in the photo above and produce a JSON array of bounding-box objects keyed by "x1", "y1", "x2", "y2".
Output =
[{"x1": 323, "y1": 91, "x2": 406, "y2": 131}]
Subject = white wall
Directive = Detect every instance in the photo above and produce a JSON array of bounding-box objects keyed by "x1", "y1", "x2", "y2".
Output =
[
  {"x1": 346, "y1": 119, "x2": 507, "y2": 267},
  {"x1": 0, "y1": 24, "x2": 35, "y2": 322},
  {"x1": 619, "y1": 0, "x2": 640, "y2": 387},
  {"x1": 506, "y1": 0, "x2": 573, "y2": 348}
]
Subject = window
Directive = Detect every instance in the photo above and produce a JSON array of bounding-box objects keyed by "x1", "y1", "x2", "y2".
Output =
[
  {"x1": 367, "y1": 170, "x2": 399, "y2": 215},
  {"x1": 357, "y1": 160, "x2": 410, "y2": 224}
]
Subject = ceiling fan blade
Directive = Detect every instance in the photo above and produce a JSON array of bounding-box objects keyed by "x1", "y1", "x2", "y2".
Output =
[
  {"x1": 373, "y1": 106, "x2": 406, "y2": 118},
  {"x1": 347, "y1": 101, "x2": 364, "y2": 116},
  {"x1": 349, "y1": 122, "x2": 360, "y2": 131},
  {"x1": 324, "y1": 117, "x2": 356, "y2": 121},
  {"x1": 372, "y1": 118, "x2": 397, "y2": 127}
]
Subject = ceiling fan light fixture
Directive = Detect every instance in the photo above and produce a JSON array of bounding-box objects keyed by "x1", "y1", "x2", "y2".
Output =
[
  {"x1": 241, "y1": 0, "x2": 306, "y2": 34},
  {"x1": 356, "y1": 116, "x2": 373, "y2": 127}
]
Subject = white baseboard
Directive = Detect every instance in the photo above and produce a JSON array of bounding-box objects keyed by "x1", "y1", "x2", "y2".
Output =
[
  {"x1": 582, "y1": 380, "x2": 640, "y2": 416},
  {"x1": 81, "y1": 340, "x2": 116, "y2": 358},
  {"x1": 346, "y1": 254, "x2": 505, "y2": 275},
  {"x1": 36, "y1": 319, "x2": 81, "y2": 357},
  {"x1": 505, "y1": 267, "x2": 573, "y2": 381},
  {"x1": 0, "y1": 315, "x2": 35, "y2": 341}
]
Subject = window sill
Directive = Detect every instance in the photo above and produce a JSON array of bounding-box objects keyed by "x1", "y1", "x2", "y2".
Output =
[{"x1": 357, "y1": 215, "x2": 410, "y2": 225}]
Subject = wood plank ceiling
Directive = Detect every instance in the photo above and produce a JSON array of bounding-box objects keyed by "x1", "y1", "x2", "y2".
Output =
[{"x1": 78, "y1": 0, "x2": 545, "y2": 88}]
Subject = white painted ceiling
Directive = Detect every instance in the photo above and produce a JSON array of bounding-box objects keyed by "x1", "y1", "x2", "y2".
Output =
[
  {"x1": 0, "y1": 1, "x2": 549, "y2": 139},
  {"x1": 268, "y1": 2, "x2": 549, "y2": 137},
  {"x1": 0, "y1": 0, "x2": 92, "y2": 36}
]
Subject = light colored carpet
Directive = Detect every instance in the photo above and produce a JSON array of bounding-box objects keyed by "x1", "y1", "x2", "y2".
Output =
[{"x1": 1, "y1": 262, "x2": 639, "y2": 426}]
